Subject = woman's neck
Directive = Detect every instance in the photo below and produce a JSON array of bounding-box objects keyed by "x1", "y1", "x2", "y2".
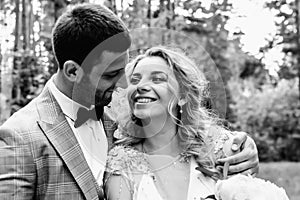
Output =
[{"x1": 141, "y1": 115, "x2": 182, "y2": 156}]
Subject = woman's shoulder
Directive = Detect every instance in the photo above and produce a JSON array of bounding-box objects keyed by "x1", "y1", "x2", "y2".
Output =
[{"x1": 106, "y1": 145, "x2": 150, "y2": 175}]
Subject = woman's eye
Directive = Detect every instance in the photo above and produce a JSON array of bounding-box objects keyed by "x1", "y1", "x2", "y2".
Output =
[
  {"x1": 152, "y1": 75, "x2": 167, "y2": 83},
  {"x1": 130, "y1": 76, "x2": 141, "y2": 85}
]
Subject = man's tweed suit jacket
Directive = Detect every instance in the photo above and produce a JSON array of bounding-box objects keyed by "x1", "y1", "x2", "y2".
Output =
[{"x1": 0, "y1": 81, "x2": 117, "y2": 199}]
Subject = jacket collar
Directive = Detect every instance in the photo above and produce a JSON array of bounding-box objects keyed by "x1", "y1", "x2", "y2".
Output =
[{"x1": 36, "y1": 81, "x2": 102, "y2": 199}]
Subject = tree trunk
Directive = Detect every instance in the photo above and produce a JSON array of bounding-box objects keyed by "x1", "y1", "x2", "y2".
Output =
[
  {"x1": 22, "y1": 0, "x2": 28, "y2": 50},
  {"x1": 297, "y1": 0, "x2": 300, "y2": 101},
  {"x1": 13, "y1": 0, "x2": 21, "y2": 101},
  {"x1": 166, "y1": 0, "x2": 171, "y2": 29},
  {"x1": 105, "y1": 0, "x2": 117, "y2": 15},
  {"x1": 111, "y1": 0, "x2": 117, "y2": 15},
  {"x1": 147, "y1": 0, "x2": 151, "y2": 45},
  {"x1": 159, "y1": 0, "x2": 165, "y2": 44},
  {"x1": 166, "y1": 0, "x2": 175, "y2": 41},
  {"x1": 120, "y1": 0, "x2": 124, "y2": 18},
  {"x1": 54, "y1": 0, "x2": 67, "y2": 22},
  {"x1": 0, "y1": 44, "x2": 2, "y2": 94},
  {"x1": 16, "y1": 0, "x2": 28, "y2": 101},
  {"x1": 28, "y1": 0, "x2": 33, "y2": 51},
  {"x1": 147, "y1": 0, "x2": 151, "y2": 27},
  {"x1": 159, "y1": 0, "x2": 164, "y2": 13},
  {"x1": 13, "y1": 0, "x2": 20, "y2": 55}
]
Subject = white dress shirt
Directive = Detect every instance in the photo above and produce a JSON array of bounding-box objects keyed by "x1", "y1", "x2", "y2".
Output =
[{"x1": 48, "y1": 75, "x2": 108, "y2": 186}]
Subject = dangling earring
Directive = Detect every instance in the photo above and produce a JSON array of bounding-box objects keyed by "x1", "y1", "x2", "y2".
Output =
[{"x1": 178, "y1": 99, "x2": 185, "y2": 114}]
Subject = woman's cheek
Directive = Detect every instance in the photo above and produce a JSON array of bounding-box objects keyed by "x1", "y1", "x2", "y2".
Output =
[{"x1": 126, "y1": 86, "x2": 135, "y2": 107}]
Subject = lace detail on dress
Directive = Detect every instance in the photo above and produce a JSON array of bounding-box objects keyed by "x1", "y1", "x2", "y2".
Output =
[
  {"x1": 106, "y1": 145, "x2": 151, "y2": 175},
  {"x1": 105, "y1": 145, "x2": 153, "y2": 199},
  {"x1": 213, "y1": 131, "x2": 230, "y2": 160},
  {"x1": 205, "y1": 127, "x2": 231, "y2": 160},
  {"x1": 196, "y1": 128, "x2": 232, "y2": 180}
]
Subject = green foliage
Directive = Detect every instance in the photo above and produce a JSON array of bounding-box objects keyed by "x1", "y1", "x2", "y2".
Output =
[
  {"x1": 258, "y1": 162, "x2": 300, "y2": 200},
  {"x1": 229, "y1": 78, "x2": 300, "y2": 161},
  {"x1": 264, "y1": 0, "x2": 299, "y2": 80}
]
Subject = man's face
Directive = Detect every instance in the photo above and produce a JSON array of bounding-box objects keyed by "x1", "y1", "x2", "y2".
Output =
[{"x1": 75, "y1": 50, "x2": 129, "y2": 107}]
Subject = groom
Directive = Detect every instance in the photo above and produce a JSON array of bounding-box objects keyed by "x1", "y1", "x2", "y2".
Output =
[{"x1": 0, "y1": 3, "x2": 258, "y2": 200}]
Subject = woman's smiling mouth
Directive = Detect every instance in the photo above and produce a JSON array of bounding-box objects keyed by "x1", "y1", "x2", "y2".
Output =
[{"x1": 134, "y1": 96, "x2": 157, "y2": 104}]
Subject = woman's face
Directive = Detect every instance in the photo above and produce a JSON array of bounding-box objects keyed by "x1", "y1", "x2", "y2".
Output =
[{"x1": 127, "y1": 56, "x2": 180, "y2": 120}]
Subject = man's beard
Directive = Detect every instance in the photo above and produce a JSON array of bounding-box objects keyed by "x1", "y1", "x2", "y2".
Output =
[{"x1": 94, "y1": 89, "x2": 113, "y2": 107}]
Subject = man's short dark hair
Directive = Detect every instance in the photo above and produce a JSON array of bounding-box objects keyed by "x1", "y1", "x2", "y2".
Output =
[{"x1": 52, "y1": 3, "x2": 131, "y2": 70}]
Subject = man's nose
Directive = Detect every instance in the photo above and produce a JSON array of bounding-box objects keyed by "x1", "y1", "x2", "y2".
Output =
[{"x1": 115, "y1": 74, "x2": 128, "y2": 89}]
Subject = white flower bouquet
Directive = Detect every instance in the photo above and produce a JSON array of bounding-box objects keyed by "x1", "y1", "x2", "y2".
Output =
[{"x1": 214, "y1": 174, "x2": 289, "y2": 200}]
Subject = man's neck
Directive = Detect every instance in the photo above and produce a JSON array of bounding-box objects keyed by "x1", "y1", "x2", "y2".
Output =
[
  {"x1": 53, "y1": 73, "x2": 73, "y2": 99},
  {"x1": 54, "y1": 73, "x2": 94, "y2": 109}
]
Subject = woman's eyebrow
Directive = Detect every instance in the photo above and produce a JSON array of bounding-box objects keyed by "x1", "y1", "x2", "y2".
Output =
[
  {"x1": 130, "y1": 71, "x2": 168, "y2": 76},
  {"x1": 131, "y1": 72, "x2": 141, "y2": 76},
  {"x1": 151, "y1": 71, "x2": 167, "y2": 75}
]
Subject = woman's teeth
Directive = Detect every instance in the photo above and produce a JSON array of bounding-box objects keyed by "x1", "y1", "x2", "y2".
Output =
[{"x1": 136, "y1": 98, "x2": 154, "y2": 103}]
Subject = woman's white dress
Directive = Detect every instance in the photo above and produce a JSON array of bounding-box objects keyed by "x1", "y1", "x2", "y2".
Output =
[{"x1": 105, "y1": 145, "x2": 217, "y2": 200}]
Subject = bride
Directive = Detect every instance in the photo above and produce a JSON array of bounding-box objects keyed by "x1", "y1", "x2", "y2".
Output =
[{"x1": 104, "y1": 46, "x2": 257, "y2": 200}]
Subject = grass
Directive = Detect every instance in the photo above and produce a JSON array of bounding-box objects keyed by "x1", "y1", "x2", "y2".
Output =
[{"x1": 257, "y1": 162, "x2": 300, "y2": 200}]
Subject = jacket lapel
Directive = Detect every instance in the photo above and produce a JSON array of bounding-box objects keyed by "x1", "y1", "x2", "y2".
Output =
[{"x1": 35, "y1": 82, "x2": 101, "y2": 200}]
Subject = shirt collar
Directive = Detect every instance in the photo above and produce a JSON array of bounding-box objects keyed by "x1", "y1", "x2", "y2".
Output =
[{"x1": 48, "y1": 74, "x2": 92, "y2": 121}]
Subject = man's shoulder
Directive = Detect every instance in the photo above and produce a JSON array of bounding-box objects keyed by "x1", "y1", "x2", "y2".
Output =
[
  {"x1": 1, "y1": 82, "x2": 59, "y2": 132},
  {"x1": 1, "y1": 99, "x2": 40, "y2": 131}
]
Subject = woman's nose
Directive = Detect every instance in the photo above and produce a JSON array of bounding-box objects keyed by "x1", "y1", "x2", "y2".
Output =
[{"x1": 137, "y1": 83, "x2": 151, "y2": 94}]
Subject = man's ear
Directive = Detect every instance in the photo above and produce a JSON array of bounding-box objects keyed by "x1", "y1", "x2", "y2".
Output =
[{"x1": 63, "y1": 60, "x2": 84, "y2": 83}]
